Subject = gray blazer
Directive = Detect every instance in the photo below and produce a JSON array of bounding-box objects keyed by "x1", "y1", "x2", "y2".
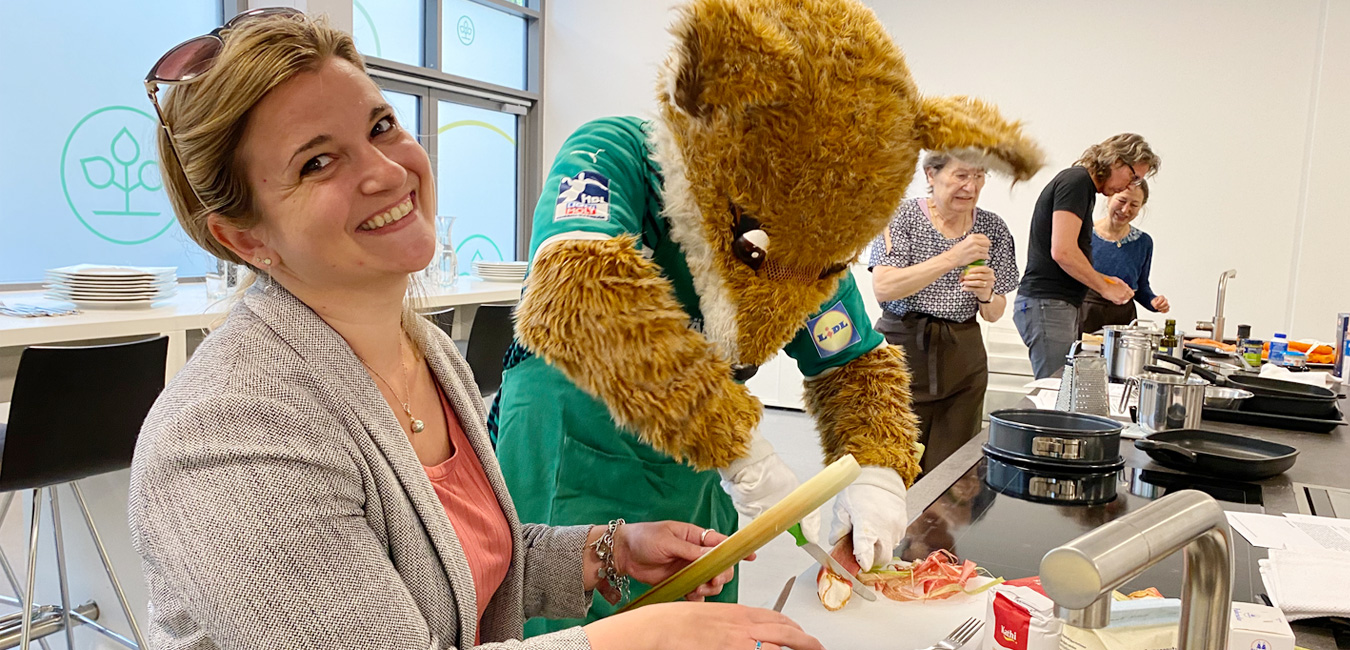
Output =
[{"x1": 129, "y1": 281, "x2": 593, "y2": 649}]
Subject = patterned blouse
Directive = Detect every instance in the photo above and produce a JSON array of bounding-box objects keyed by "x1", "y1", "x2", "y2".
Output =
[{"x1": 868, "y1": 197, "x2": 1019, "y2": 321}]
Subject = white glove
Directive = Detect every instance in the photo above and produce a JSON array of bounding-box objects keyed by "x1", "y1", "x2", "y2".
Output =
[
  {"x1": 830, "y1": 466, "x2": 908, "y2": 570},
  {"x1": 718, "y1": 433, "x2": 822, "y2": 545}
]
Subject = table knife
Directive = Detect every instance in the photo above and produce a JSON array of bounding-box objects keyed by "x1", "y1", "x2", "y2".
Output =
[{"x1": 786, "y1": 523, "x2": 876, "y2": 601}]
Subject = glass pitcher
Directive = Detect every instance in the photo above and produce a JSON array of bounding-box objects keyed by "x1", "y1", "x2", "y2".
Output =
[{"x1": 425, "y1": 215, "x2": 458, "y2": 290}]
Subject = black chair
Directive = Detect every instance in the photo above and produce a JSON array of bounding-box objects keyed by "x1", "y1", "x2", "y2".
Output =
[
  {"x1": 0, "y1": 336, "x2": 166, "y2": 649},
  {"x1": 465, "y1": 304, "x2": 515, "y2": 397},
  {"x1": 419, "y1": 306, "x2": 455, "y2": 339}
]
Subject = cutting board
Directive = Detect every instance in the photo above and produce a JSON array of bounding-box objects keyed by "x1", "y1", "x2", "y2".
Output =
[{"x1": 777, "y1": 569, "x2": 994, "y2": 650}]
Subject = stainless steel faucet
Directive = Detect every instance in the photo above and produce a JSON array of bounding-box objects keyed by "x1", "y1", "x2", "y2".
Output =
[
  {"x1": 1039, "y1": 490, "x2": 1233, "y2": 650},
  {"x1": 1194, "y1": 269, "x2": 1238, "y2": 342}
]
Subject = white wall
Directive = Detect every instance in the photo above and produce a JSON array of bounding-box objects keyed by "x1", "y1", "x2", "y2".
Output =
[{"x1": 544, "y1": 0, "x2": 1350, "y2": 344}]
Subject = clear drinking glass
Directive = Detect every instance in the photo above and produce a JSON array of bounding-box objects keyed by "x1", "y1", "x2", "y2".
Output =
[{"x1": 204, "y1": 258, "x2": 238, "y2": 299}]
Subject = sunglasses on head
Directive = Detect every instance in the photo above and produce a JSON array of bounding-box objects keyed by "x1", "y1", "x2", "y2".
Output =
[{"x1": 143, "y1": 7, "x2": 304, "y2": 206}]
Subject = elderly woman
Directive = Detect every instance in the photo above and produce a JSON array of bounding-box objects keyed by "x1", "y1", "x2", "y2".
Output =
[
  {"x1": 129, "y1": 10, "x2": 822, "y2": 650},
  {"x1": 1014, "y1": 133, "x2": 1161, "y2": 378},
  {"x1": 1078, "y1": 181, "x2": 1170, "y2": 334},
  {"x1": 868, "y1": 152, "x2": 1019, "y2": 473}
]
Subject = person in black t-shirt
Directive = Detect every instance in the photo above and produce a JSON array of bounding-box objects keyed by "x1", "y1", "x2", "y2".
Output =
[{"x1": 1014, "y1": 133, "x2": 1161, "y2": 378}]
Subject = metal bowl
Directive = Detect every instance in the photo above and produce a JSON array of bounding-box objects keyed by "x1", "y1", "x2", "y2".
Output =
[{"x1": 1204, "y1": 386, "x2": 1253, "y2": 409}]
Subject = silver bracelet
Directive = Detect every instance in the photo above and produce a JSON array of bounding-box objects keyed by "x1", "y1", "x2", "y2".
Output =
[{"x1": 591, "y1": 519, "x2": 631, "y2": 605}]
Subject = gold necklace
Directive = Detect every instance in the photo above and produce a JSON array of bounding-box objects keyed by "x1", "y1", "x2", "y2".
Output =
[
  {"x1": 928, "y1": 198, "x2": 972, "y2": 238},
  {"x1": 359, "y1": 336, "x2": 425, "y2": 434},
  {"x1": 1097, "y1": 223, "x2": 1129, "y2": 248}
]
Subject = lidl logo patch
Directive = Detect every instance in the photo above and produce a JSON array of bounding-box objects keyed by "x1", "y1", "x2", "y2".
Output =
[
  {"x1": 554, "y1": 171, "x2": 611, "y2": 221},
  {"x1": 808, "y1": 301, "x2": 861, "y2": 358}
]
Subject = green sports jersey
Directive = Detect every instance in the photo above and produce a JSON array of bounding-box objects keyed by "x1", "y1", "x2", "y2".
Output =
[{"x1": 495, "y1": 116, "x2": 882, "y2": 633}]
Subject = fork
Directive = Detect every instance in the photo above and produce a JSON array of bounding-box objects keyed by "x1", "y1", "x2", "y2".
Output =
[{"x1": 916, "y1": 617, "x2": 984, "y2": 650}]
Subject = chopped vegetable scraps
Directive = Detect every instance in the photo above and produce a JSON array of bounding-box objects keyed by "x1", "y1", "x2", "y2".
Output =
[
  {"x1": 816, "y1": 566, "x2": 852, "y2": 611},
  {"x1": 856, "y1": 549, "x2": 1003, "y2": 602},
  {"x1": 1118, "y1": 587, "x2": 1165, "y2": 600},
  {"x1": 815, "y1": 538, "x2": 1002, "y2": 610}
]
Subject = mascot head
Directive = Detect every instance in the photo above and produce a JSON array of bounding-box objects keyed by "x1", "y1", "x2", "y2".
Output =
[{"x1": 651, "y1": 0, "x2": 1042, "y2": 367}]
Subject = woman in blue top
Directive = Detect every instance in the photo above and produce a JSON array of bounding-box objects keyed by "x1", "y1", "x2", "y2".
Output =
[{"x1": 1078, "y1": 180, "x2": 1171, "y2": 334}]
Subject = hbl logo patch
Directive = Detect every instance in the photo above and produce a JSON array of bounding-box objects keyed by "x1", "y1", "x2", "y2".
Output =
[
  {"x1": 807, "y1": 301, "x2": 861, "y2": 358},
  {"x1": 554, "y1": 171, "x2": 611, "y2": 221}
]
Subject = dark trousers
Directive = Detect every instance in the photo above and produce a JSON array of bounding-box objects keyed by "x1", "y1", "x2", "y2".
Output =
[
  {"x1": 1078, "y1": 289, "x2": 1139, "y2": 335},
  {"x1": 875, "y1": 311, "x2": 988, "y2": 474}
]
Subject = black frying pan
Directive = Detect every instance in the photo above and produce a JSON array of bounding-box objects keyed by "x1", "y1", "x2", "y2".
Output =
[
  {"x1": 1152, "y1": 353, "x2": 1225, "y2": 384},
  {"x1": 1225, "y1": 374, "x2": 1338, "y2": 399},
  {"x1": 1225, "y1": 375, "x2": 1338, "y2": 419},
  {"x1": 1152, "y1": 355, "x2": 1336, "y2": 419},
  {"x1": 1134, "y1": 429, "x2": 1299, "y2": 480}
]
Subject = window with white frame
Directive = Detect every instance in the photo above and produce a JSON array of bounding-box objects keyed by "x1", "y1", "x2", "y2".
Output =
[
  {"x1": 0, "y1": 0, "x2": 541, "y2": 286},
  {"x1": 354, "y1": 0, "x2": 544, "y2": 275},
  {"x1": 0, "y1": 1, "x2": 222, "y2": 284}
]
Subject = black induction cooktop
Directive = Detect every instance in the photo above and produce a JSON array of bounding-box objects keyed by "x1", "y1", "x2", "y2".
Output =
[{"x1": 897, "y1": 455, "x2": 1265, "y2": 602}]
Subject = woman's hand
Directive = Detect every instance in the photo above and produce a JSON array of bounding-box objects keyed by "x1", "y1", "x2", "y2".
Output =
[
  {"x1": 1099, "y1": 276, "x2": 1135, "y2": 305},
  {"x1": 959, "y1": 265, "x2": 996, "y2": 302},
  {"x1": 1151, "y1": 295, "x2": 1170, "y2": 313},
  {"x1": 584, "y1": 602, "x2": 826, "y2": 650},
  {"x1": 615, "y1": 521, "x2": 750, "y2": 600},
  {"x1": 945, "y1": 234, "x2": 991, "y2": 268}
]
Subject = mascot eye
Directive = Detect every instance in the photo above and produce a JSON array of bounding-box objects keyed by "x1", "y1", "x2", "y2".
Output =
[
  {"x1": 729, "y1": 201, "x2": 770, "y2": 271},
  {"x1": 818, "y1": 262, "x2": 850, "y2": 280}
]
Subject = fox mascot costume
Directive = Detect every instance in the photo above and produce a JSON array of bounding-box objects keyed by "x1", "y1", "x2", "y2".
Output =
[{"x1": 489, "y1": 0, "x2": 1043, "y2": 632}]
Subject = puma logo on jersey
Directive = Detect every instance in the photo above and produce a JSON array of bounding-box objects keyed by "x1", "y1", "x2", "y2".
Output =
[{"x1": 571, "y1": 148, "x2": 605, "y2": 163}]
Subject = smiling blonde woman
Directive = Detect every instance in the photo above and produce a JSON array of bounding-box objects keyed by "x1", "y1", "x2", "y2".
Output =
[{"x1": 128, "y1": 10, "x2": 817, "y2": 650}]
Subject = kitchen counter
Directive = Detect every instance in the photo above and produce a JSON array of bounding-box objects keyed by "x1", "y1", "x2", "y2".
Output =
[
  {"x1": 0, "y1": 278, "x2": 523, "y2": 379},
  {"x1": 898, "y1": 391, "x2": 1349, "y2": 650}
]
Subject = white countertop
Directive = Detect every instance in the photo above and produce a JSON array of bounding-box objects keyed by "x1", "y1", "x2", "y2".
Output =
[{"x1": 0, "y1": 277, "x2": 523, "y2": 349}]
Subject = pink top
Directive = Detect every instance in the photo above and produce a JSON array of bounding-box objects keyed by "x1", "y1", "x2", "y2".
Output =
[{"x1": 422, "y1": 387, "x2": 513, "y2": 641}]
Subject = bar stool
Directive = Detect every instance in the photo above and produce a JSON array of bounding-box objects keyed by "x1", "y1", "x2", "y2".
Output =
[
  {"x1": 419, "y1": 306, "x2": 455, "y2": 339},
  {"x1": 0, "y1": 336, "x2": 167, "y2": 649},
  {"x1": 465, "y1": 304, "x2": 515, "y2": 397}
]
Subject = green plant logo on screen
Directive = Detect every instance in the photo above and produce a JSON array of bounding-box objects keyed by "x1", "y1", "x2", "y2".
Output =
[
  {"x1": 455, "y1": 234, "x2": 504, "y2": 275},
  {"x1": 60, "y1": 106, "x2": 173, "y2": 245},
  {"x1": 457, "y1": 16, "x2": 475, "y2": 45}
]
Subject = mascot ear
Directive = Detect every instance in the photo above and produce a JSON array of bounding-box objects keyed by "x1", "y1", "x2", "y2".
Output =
[
  {"x1": 664, "y1": 2, "x2": 799, "y2": 122},
  {"x1": 671, "y1": 26, "x2": 708, "y2": 120}
]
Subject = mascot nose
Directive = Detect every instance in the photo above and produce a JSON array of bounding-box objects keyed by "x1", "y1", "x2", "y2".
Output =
[{"x1": 730, "y1": 363, "x2": 759, "y2": 381}]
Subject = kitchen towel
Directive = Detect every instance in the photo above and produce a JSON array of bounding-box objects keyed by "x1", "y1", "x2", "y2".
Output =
[
  {"x1": 1257, "y1": 363, "x2": 1338, "y2": 388},
  {"x1": 1258, "y1": 548, "x2": 1350, "y2": 620}
]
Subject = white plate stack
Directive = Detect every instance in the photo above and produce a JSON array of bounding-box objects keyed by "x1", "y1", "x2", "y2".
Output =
[
  {"x1": 472, "y1": 261, "x2": 528, "y2": 283},
  {"x1": 44, "y1": 264, "x2": 178, "y2": 310}
]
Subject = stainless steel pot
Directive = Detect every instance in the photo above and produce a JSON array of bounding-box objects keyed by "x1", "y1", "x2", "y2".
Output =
[
  {"x1": 1120, "y1": 373, "x2": 1209, "y2": 433},
  {"x1": 1102, "y1": 320, "x2": 1162, "y2": 381}
]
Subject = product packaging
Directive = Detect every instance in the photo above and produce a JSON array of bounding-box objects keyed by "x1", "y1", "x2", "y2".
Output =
[{"x1": 983, "y1": 584, "x2": 1063, "y2": 650}]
